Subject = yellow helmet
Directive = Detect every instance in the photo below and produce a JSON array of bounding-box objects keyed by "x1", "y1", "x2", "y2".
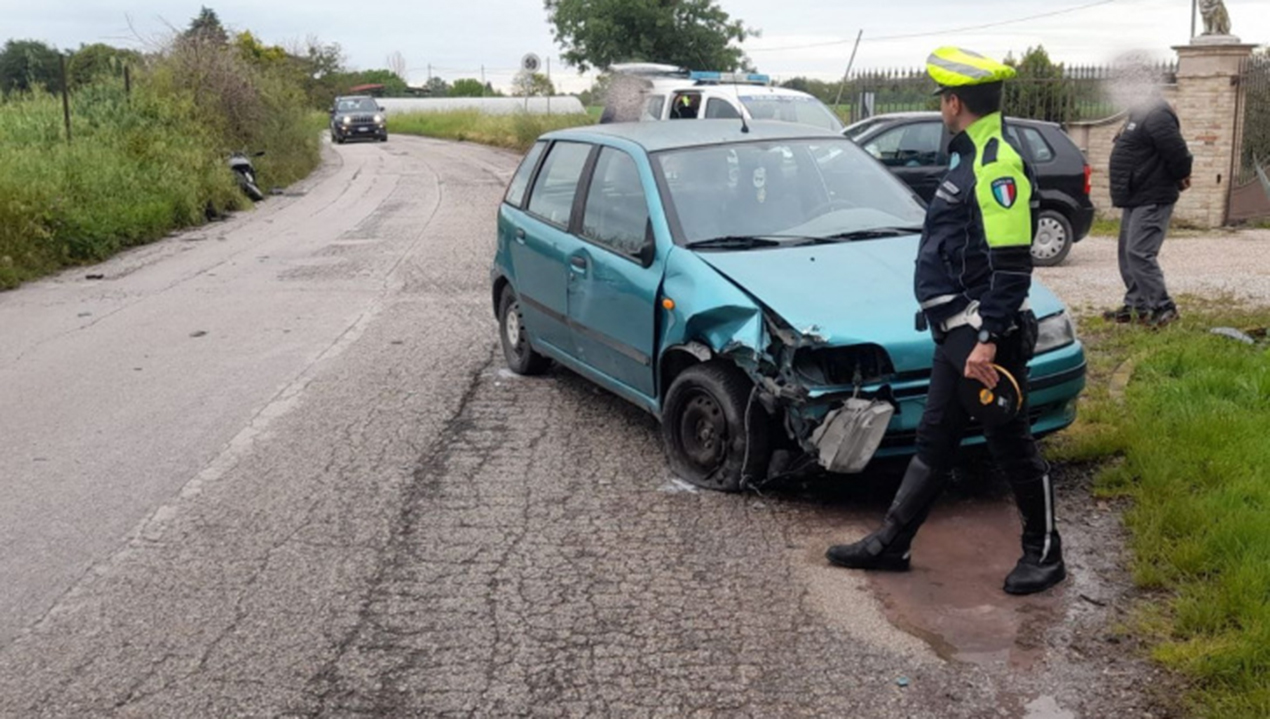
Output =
[{"x1": 926, "y1": 47, "x2": 1016, "y2": 91}]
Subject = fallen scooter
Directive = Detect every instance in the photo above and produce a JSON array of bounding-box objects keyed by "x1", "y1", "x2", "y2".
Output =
[{"x1": 229, "y1": 150, "x2": 266, "y2": 202}]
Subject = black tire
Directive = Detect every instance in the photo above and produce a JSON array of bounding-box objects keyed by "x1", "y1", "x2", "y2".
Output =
[
  {"x1": 1032, "y1": 209, "x2": 1073, "y2": 267},
  {"x1": 662, "y1": 362, "x2": 770, "y2": 492},
  {"x1": 498, "y1": 286, "x2": 550, "y2": 376},
  {"x1": 241, "y1": 173, "x2": 265, "y2": 202}
]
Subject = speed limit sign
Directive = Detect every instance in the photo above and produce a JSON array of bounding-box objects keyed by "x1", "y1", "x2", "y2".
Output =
[{"x1": 521, "y1": 53, "x2": 541, "y2": 74}]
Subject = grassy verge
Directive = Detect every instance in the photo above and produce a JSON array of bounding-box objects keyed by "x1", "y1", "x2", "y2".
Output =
[
  {"x1": 1048, "y1": 305, "x2": 1270, "y2": 718},
  {"x1": 389, "y1": 110, "x2": 596, "y2": 153}
]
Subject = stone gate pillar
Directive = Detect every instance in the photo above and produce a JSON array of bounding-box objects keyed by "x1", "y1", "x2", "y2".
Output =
[{"x1": 1171, "y1": 40, "x2": 1256, "y2": 227}]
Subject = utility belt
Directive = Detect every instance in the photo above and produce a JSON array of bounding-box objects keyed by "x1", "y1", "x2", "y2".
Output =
[{"x1": 916, "y1": 298, "x2": 1033, "y2": 345}]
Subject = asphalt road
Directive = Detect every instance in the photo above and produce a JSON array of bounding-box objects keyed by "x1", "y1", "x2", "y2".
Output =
[{"x1": 0, "y1": 136, "x2": 1164, "y2": 718}]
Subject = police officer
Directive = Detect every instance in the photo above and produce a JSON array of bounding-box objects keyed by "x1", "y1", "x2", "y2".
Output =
[{"x1": 826, "y1": 47, "x2": 1065, "y2": 595}]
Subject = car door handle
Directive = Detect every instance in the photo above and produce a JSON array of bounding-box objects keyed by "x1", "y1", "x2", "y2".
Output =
[
  {"x1": 514, "y1": 228, "x2": 526, "y2": 244},
  {"x1": 569, "y1": 255, "x2": 587, "y2": 272}
]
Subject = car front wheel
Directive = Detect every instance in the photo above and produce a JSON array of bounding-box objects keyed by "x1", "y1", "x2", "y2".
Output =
[
  {"x1": 1032, "y1": 210, "x2": 1073, "y2": 267},
  {"x1": 662, "y1": 362, "x2": 770, "y2": 492},
  {"x1": 498, "y1": 286, "x2": 550, "y2": 375}
]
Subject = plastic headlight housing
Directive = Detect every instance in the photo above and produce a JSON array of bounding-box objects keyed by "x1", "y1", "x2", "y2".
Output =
[
  {"x1": 342, "y1": 115, "x2": 351, "y2": 125},
  {"x1": 373, "y1": 114, "x2": 383, "y2": 124},
  {"x1": 1034, "y1": 312, "x2": 1077, "y2": 354}
]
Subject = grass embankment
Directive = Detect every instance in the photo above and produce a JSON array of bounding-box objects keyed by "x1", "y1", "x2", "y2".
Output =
[
  {"x1": 390, "y1": 110, "x2": 596, "y2": 153},
  {"x1": 0, "y1": 54, "x2": 321, "y2": 290},
  {"x1": 1049, "y1": 306, "x2": 1270, "y2": 718}
]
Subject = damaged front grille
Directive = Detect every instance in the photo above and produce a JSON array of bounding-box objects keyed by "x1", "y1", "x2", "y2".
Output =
[{"x1": 792, "y1": 344, "x2": 896, "y2": 387}]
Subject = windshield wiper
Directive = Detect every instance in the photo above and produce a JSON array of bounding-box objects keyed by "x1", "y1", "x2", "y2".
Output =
[
  {"x1": 810, "y1": 226, "x2": 924, "y2": 243},
  {"x1": 684, "y1": 235, "x2": 787, "y2": 250}
]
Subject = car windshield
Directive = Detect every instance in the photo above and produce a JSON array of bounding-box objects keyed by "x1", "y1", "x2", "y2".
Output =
[
  {"x1": 739, "y1": 95, "x2": 843, "y2": 132},
  {"x1": 654, "y1": 138, "x2": 926, "y2": 248},
  {"x1": 843, "y1": 117, "x2": 887, "y2": 141},
  {"x1": 337, "y1": 98, "x2": 378, "y2": 113}
]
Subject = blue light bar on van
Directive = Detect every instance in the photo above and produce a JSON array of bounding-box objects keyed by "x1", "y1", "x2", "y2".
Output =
[{"x1": 689, "y1": 71, "x2": 770, "y2": 85}]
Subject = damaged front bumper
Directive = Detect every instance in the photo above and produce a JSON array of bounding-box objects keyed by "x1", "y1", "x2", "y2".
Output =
[{"x1": 721, "y1": 315, "x2": 1086, "y2": 476}]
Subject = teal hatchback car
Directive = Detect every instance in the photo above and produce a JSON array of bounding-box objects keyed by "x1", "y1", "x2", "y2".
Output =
[{"x1": 492, "y1": 120, "x2": 1086, "y2": 491}]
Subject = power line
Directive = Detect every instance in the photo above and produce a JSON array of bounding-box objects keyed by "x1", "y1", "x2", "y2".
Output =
[{"x1": 746, "y1": 0, "x2": 1121, "y2": 53}]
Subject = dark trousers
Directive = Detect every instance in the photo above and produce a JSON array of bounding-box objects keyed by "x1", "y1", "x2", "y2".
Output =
[
  {"x1": 916, "y1": 325, "x2": 1046, "y2": 482},
  {"x1": 1118, "y1": 203, "x2": 1175, "y2": 312}
]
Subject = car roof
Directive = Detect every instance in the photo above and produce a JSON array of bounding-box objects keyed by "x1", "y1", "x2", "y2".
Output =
[
  {"x1": 845, "y1": 111, "x2": 1061, "y2": 131},
  {"x1": 542, "y1": 119, "x2": 844, "y2": 153}
]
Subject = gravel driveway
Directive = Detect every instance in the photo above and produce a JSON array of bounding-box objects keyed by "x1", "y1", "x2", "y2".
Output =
[{"x1": 1038, "y1": 228, "x2": 1270, "y2": 313}]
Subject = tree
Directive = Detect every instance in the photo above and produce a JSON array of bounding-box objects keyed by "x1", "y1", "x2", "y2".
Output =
[
  {"x1": 234, "y1": 31, "x2": 287, "y2": 66},
  {"x1": 386, "y1": 51, "x2": 407, "y2": 81},
  {"x1": 544, "y1": 0, "x2": 755, "y2": 73},
  {"x1": 0, "y1": 39, "x2": 62, "y2": 95},
  {"x1": 345, "y1": 68, "x2": 409, "y2": 96},
  {"x1": 185, "y1": 6, "x2": 229, "y2": 45},
  {"x1": 423, "y1": 76, "x2": 450, "y2": 97},
  {"x1": 513, "y1": 71, "x2": 555, "y2": 97},
  {"x1": 1004, "y1": 45, "x2": 1068, "y2": 123},
  {"x1": 65, "y1": 43, "x2": 141, "y2": 89},
  {"x1": 450, "y1": 78, "x2": 488, "y2": 97}
]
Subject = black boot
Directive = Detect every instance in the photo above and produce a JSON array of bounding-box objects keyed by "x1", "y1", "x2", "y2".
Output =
[
  {"x1": 1003, "y1": 472, "x2": 1066, "y2": 595},
  {"x1": 826, "y1": 457, "x2": 944, "y2": 572}
]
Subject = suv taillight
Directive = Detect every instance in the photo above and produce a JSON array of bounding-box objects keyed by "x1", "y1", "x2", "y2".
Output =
[{"x1": 1083, "y1": 164, "x2": 1092, "y2": 196}]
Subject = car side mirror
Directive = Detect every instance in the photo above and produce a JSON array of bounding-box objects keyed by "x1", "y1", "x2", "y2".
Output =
[{"x1": 378, "y1": 105, "x2": 385, "y2": 112}]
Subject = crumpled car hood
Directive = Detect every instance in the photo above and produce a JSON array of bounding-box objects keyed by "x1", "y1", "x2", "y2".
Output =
[{"x1": 694, "y1": 236, "x2": 1066, "y2": 374}]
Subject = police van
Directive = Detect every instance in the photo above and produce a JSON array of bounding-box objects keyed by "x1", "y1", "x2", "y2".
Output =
[{"x1": 604, "y1": 63, "x2": 845, "y2": 134}]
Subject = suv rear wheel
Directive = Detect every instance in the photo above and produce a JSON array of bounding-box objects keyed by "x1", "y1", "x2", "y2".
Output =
[{"x1": 1032, "y1": 210, "x2": 1073, "y2": 267}]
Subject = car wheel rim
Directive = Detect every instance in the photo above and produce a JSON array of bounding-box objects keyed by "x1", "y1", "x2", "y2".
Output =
[
  {"x1": 679, "y1": 392, "x2": 727, "y2": 474},
  {"x1": 505, "y1": 302, "x2": 523, "y2": 354},
  {"x1": 1034, "y1": 217, "x2": 1067, "y2": 259}
]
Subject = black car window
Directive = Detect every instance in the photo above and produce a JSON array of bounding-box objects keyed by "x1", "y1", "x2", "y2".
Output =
[
  {"x1": 505, "y1": 141, "x2": 547, "y2": 208},
  {"x1": 705, "y1": 97, "x2": 742, "y2": 119},
  {"x1": 864, "y1": 122, "x2": 943, "y2": 167},
  {"x1": 336, "y1": 98, "x2": 377, "y2": 113},
  {"x1": 1020, "y1": 127, "x2": 1056, "y2": 163},
  {"x1": 581, "y1": 148, "x2": 651, "y2": 259},
  {"x1": 526, "y1": 141, "x2": 592, "y2": 227}
]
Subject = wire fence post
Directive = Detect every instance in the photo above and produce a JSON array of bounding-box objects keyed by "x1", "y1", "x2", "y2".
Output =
[{"x1": 60, "y1": 53, "x2": 72, "y2": 144}]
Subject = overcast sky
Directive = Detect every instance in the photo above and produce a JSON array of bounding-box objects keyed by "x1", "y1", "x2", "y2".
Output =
[{"x1": 5, "y1": 0, "x2": 1268, "y2": 92}]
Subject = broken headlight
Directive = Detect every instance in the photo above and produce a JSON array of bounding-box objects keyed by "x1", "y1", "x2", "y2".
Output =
[{"x1": 792, "y1": 344, "x2": 895, "y2": 387}]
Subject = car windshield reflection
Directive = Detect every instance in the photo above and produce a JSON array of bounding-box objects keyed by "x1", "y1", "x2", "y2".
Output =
[{"x1": 654, "y1": 139, "x2": 926, "y2": 248}]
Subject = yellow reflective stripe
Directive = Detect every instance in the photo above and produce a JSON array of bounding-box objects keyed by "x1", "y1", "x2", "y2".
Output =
[{"x1": 927, "y1": 55, "x2": 994, "y2": 84}]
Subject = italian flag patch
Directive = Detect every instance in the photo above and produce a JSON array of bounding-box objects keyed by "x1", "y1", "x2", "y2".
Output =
[{"x1": 991, "y1": 177, "x2": 1018, "y2": 208}]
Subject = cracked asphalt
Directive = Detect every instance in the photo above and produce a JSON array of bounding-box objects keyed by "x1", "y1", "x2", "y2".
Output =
[{"x1": 0, "y1": 135, "x2": 1170, "y2": 718}]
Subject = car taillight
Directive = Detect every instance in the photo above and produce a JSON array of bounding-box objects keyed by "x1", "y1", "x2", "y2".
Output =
[{"x1": 1083, "y1": 164, "x2": 1092, "y2": 196}]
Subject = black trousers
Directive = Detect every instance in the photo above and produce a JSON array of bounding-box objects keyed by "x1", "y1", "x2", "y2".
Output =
[{"x1": 917, "y1": 323, "x2": 1048, "y2": 488}]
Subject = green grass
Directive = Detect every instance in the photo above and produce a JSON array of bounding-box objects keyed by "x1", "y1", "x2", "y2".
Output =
[
  {"x1": 389, "y1": 110, "x2": 596, "y2": 153},
  {"x1": 0, "y1": 77, "x2": 321, "y2": 290},
  {"x1": 1048, "y1": 305, "x2": 1270, "y2": 718}
]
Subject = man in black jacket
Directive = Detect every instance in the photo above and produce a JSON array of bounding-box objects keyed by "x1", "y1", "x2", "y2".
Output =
[{"x1": 1104, "y1": 96, "x2": 1192, "y2": 327}]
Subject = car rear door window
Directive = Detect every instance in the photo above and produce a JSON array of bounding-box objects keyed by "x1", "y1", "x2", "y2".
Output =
[
  {"x1": 505, "y1": 141, "x2": 546, "y2": 208},
  {"x1": 526, "y1": 141, "x2": 592, "y2": 227},
  {"x1": 1020, "y1": 127, "x2": 1056, "y2": 163},
  {"x1": 705, "y1": 98, "x2": 741, "y2": 119},
  {"x1": 581, "y1": 148, "x2": 650, "y2": 259}
]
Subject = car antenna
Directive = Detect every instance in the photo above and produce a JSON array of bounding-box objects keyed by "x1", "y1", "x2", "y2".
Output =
[{"x1": 729, "y1": 76, "x2": 750, "y2": 134}]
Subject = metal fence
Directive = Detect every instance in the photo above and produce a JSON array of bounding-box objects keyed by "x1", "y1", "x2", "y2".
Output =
[
  {"x1": 1229, "y1": 54, "x2": 1270, "y2": 224},
  {"x1": 839, "y1": 63, "x2": 1176, "y2": 127}
]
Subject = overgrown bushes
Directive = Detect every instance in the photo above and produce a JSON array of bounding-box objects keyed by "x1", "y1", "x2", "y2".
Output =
[
  {"x1": 0, "y1": 32, "x2": 322, "y2": 290},
  {"x1": 388, "y1": 110, "x2": 596, "y2": 153}
]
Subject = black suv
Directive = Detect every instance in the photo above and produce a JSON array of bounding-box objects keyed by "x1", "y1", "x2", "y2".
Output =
[
  {"x1": 330, "y1": 95, "x2": 388, "y2": 143},
  {"x1": 844, "y1": 112, "x2": 1095, "y2": 266}
]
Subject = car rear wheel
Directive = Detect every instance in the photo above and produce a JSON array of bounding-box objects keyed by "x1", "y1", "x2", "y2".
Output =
[
  {"x1": 498, "y1": 286, "x2": 550, "y2": 376},
  {"x1": 1032, "y1": 210, "x2": 1073, "y2": 267},
  {"x1": 662, "y1": 362, "x2": 769, "y2": 492}
]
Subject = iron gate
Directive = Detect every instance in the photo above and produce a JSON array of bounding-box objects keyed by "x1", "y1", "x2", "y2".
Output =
[{"x1": 1229, "y1": 54, "x2": 1270, "y2": 224}]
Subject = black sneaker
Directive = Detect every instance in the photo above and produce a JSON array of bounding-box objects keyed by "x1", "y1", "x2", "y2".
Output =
[
  {"x1": 1101, "y1": 305, "x2": 1137, "y2": 324},
  {"x1": 1144, "y1": 305, "x2": 1180, "y2": 328},
  {"x1": 826, "y1": 536, "x2": 911, "y2": 572}
]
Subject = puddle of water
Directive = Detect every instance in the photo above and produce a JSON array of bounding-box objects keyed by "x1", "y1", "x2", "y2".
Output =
[
  {"x1": 866, "y1": 498, "x2": 1065, "y2": 669},
  {"x1": 1024, "y1": 695, "x2": 1076, "y2": 719}
]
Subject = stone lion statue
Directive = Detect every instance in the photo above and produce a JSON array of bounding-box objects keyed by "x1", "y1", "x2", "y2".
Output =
[{"x1": 1199, "y1": 0, "x2": 1232, "y2": 36}]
